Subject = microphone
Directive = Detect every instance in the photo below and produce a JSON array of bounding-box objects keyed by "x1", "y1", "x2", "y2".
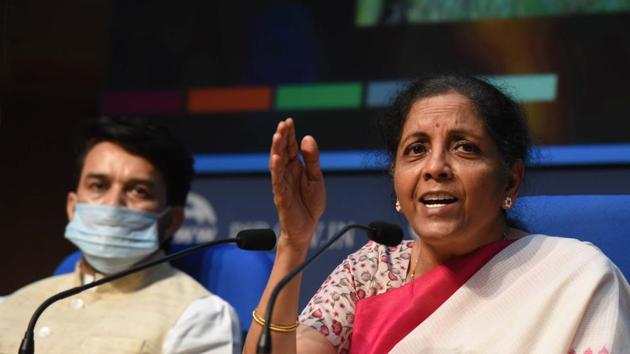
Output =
[
  {"x1": 256, "y1": 221, "x2": 402, "y2": 354},
  {"x1": 366, "y1": 221, "x2": 404, "y2": 247},
  {"x1": 236, "y1": 228, "x2": 277, "y2": 250},
  {"x1": 19, "y1": 229, "x2": 276, "y2": 354}
]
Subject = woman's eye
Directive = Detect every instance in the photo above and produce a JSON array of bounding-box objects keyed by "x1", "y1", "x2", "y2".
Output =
[
  {"x1": 454, "y1": 142, "x2": 479, "y2": 154},
  {"x1": 405, "y1": 143, "x2": 427, "y2": 156}
]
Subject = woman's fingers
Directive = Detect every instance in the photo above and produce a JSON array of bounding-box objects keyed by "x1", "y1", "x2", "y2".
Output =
[
  {"x1": 269, "y1": 153, "x2": 283, "y2": 188},
  {"x1": 270, "y1": 121, "x2": 286, "y2": 160},
  {"x1": 268, "y1": 118, "x2": 326, "y2": 246},
  {"x1": 285, "y1": 118, "x2": 299, "y2": 162},
  {"x1": 270, "y1": 118, "x2": 300, "y2": 168},
  {"x1": 270, "y1": 118, "x2": 303, "y2": 205},
  {"x1": 270, "y1": 120, "x2": 323, "y2": 185},
  {"x1": 270, "y1": 127, "x2": 286, "y2": 188},
  {"x1": 301, "y1": 135, "x2": 326, "y2": 221},
  {"x1": 301, "y1": 135, "x2": 323, "y2": 182}
]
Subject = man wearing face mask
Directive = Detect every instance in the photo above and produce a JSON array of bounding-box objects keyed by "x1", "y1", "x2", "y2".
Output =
[{"x1": 0, "y1": 117, "x2": 241, "y2": 354}]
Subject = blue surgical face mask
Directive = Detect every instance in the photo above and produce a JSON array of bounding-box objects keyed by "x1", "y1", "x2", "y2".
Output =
[{"x1": 64, "y1": 203, "x2": 170, "y2": 274}]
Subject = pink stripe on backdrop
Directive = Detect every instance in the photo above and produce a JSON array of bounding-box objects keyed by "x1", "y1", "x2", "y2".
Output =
[{"x1": 102, "y1": 91, "x2": 183, "y2": 114}]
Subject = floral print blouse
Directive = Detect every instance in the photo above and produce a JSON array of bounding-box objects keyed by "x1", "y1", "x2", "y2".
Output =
[{"x1": 299, "y1": 240, "x2": 415, "y2": 353}]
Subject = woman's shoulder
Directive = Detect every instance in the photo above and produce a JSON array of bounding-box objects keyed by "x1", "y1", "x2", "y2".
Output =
[
  {"x1": 346, "y1": 239, "x2": 415, "y2": 264},
  {"x1": 514, "y1": 232, "x2": 620, "y2": 274},
  {"x1": 338, "y1": 239, "x2": 415, "y2": 292},
  {"x1": 518, "y1": 231, "x2": 605, "y2": 253}
]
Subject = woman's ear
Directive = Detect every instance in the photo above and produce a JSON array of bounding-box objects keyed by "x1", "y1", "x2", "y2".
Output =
[
  {"x1": 505, "y1": 159, "x2": 525, "y2": 198},
  {"x1": 66, "y1": 192, "x2": 77, "y2": 221}
]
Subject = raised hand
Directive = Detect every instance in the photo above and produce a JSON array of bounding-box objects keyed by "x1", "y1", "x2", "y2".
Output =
[
  {"x1": 242, "y1": 118, "x2": 333, "y2": 354},
  {"x1": 269, "y1": 118, "x2": 326, "y2": 250}
]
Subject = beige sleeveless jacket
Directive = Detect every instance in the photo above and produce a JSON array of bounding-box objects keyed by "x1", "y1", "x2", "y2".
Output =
[{"x1": 0, "y1": 263, "x2": 208, "y2": 354}]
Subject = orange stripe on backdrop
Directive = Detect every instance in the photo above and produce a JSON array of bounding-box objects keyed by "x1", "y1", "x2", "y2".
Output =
[{"x1": 188, "y1": 87, "x2": 273, "y2": 113}]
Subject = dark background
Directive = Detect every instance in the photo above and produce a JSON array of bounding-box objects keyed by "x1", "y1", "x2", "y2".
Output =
[
  {"x1": 0, "y1": 0, "x2": 110, "y2": 294},
  {"x1": 106, "y1": 1, "x2": 630, "y2": 152},
  {"x1": 1, "y1": 0, "x2": 629, "y2": 295}
]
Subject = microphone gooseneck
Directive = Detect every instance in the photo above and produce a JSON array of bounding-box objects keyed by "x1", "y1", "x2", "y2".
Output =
[
  {"x1": 256, "y1": 221, "x2": 402, "y2": 354},
  {"x1": 19, "y1": 229, "x2": 276, "y2": 354}
]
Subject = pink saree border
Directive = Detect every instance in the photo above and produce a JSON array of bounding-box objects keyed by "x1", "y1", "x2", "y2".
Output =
[{"x1": 350, "y1": 239, "x2": 515, "y2": 354}]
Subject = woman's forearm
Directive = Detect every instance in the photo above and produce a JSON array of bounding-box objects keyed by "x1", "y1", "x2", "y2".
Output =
[{"x1": 243, "y1": 236, "x2": 309, "y2": 354}]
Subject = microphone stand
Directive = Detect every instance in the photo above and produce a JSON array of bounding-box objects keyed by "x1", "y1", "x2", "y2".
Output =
[
  {"x1": 19, "y1": 232, "x2": 272, "y2": 354},
  {"x1": 257, "y1": 224, "x2": 374, "y2": 354}
]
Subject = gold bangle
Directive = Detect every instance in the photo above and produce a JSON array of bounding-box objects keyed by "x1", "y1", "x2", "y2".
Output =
[{"x1": 252, "y1": 309, "x2": 299, "y2": 333}]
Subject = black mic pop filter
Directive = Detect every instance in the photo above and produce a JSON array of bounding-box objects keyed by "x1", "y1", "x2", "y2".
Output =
[
  {"x1": 236, "y1": 228, "x2": 276, "y2": 250},
  {"x1": 367, "y1": 221, "x2": 403, "y2": 247}
]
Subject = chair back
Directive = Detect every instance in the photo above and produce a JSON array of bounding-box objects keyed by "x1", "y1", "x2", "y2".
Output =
[
  {"x1": 510, "y1": 194, "x2": 630, "y2": 277},
  {"x1": 169, "y1": 243, "x2": 273, "y2": 331},
  {"x1": 53, "y1": 251, "x2": 81, "y2": 275}
]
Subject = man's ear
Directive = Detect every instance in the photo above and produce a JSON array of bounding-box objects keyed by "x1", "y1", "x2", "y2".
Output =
[
  {"x1": 66, "y1": 192, "x2": 78, "y2": 221},
  {"x1": 505, "y1": 159, "x2": 525, "y2": 199},
  {"x1": 160, "y1": 206, "x2": 184, "y2": 241}
]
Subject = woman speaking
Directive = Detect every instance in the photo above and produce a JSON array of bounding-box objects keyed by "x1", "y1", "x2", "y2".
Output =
[{"x1": 243, "y1": 75, "x2": 630, "y2": 353}]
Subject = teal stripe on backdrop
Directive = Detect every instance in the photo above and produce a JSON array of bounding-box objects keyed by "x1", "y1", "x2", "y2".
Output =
[
  {"x1": 483, "y1": 74, "x2": 557, "y2": 102},
  {"x1": 365, "y1": 74, "x2": 557, "y2": 108},
  {"x1": 365, "y1": 80, "x2": 410, "y2": 108}
]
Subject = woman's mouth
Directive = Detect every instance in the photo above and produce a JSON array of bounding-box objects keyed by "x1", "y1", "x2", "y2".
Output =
[{"x1": 420, "y1": 193, "x2": 458, "y2": 208}]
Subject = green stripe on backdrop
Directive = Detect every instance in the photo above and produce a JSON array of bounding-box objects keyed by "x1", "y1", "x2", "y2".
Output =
[{"x1": 275, "y1": 82, "x2": 363, "y2": 110}]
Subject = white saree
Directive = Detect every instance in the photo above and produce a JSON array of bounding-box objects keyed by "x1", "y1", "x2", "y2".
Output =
[{"x1": 389, "y1": 234, "x2": 630, "y2": 354}]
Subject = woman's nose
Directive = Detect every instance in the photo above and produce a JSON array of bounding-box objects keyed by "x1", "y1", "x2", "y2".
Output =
[{"x1": 423, "y1": 149, "x2": 453, "y2": 181}]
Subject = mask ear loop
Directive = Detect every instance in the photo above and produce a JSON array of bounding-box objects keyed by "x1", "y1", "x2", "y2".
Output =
[{"x1": 157, "y1": 206, "x2": 172, "y2": 218}]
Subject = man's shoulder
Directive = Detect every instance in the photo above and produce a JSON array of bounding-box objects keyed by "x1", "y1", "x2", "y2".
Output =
[
  {"x1": 0, "y1": 273, "x2": 77, "y2": 322},
  {"x1": 1, "y1": 273, "x2": 76, "y2": 304},
  {"x1": 144, "y1": 264, "x2": 210, "y2": 299}
]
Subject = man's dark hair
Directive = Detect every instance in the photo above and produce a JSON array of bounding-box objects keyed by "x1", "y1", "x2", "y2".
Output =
[{"x1": 74, "y1": 116, "x2": 194, "y2": 206}]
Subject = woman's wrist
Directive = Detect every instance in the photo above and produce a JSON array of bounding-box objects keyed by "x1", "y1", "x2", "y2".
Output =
[{"x1": 276, "y1": 233, "x2": 311, "y2": 263}]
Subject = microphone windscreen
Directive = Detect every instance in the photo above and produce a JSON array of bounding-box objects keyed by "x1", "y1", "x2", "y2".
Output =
[
  {"x1": 235, "y1": 229, "x2": 277, "y2": 250},
  {"x1": 367, "y1": 221, "x2": 403, "y2": 247}
]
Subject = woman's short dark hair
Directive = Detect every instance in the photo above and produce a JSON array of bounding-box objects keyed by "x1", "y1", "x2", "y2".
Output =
[
  {"x1": 74, "y1": 116, "x2": 194, "y2": 206},
  {"x1": 379, "y1": 75, "x2": 532, "y2": 172}
]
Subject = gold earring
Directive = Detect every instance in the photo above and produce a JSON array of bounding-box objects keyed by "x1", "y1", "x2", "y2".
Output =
[
  {"x1": 503, "y1": 196, "x2": 513, "y2": 209},
  {"x1": 395, "y1": 200, "x2": 401, "y2": 212}
]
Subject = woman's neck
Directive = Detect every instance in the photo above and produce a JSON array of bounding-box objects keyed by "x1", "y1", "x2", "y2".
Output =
[{"x1": 408, "y1": 224, "x2": 507, "y2": 280}]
